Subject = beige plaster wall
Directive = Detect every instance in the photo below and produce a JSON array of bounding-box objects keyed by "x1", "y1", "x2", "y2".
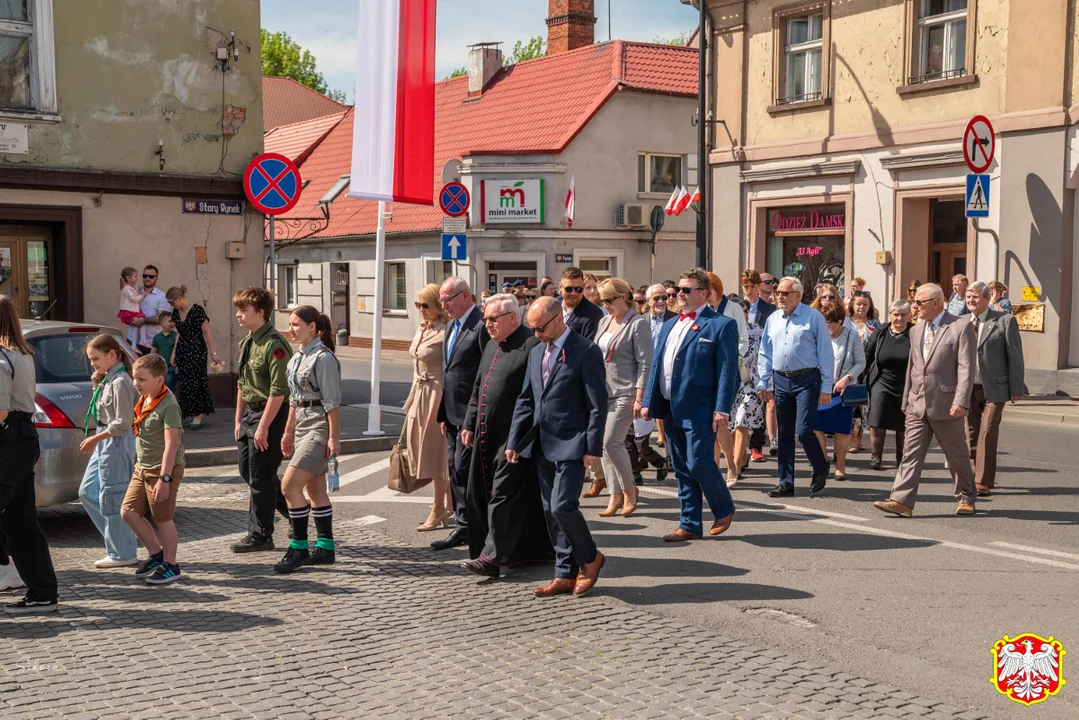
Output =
[
  {"x1": 0, "y1": 187, "x2": 262, "y2": 368},
  {"x1": 1, "y1": 0, "x2": 262, "y2": 175}
]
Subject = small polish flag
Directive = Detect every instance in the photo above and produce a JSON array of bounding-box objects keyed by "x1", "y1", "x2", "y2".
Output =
[
  {"x1": 689, "y1": 186, "x2": 701, "y2": 205},
  {"x1": 564, "y1": 175, "x2": 575, "y2": 227},
  {"x1": 664, "y1": 186, "x2": 680, "y2": 215},
  {"x1": 672, "y1": 186, "x2": 692, "y2": 216}
]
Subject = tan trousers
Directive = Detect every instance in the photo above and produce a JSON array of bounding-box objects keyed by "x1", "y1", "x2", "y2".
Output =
[
  {"x1": 965, "y1": 384, "x2": 1006, "y2": 488},
  {"x1": 889, "y1": 412, "x2": 976, "y2": 509}
]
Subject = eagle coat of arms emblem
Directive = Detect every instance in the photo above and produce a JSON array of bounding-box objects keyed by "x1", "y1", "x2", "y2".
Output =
[{"x1": 991, "y1": 633, "x2": 1065, "y2": 706}]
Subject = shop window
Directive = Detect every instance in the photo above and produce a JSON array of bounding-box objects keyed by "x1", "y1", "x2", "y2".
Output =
[
  {"x1": 770, "y1": 4, "x2": 830, "y2": 111},
  {"x1": 279, "y1": 265, "x2": 298, "y2": 308},
  {"x1": 385, "y1": 262, "x2": 407, "y2": 311},
  {"x1": 426, "y1": 259, "x2": 453, "y2": 286},
  {"x1": 0, "y1": 0, "x2": 57, "y2": 116},
  {"x1": 637, "y1": 153, "x2": 682, "y2": 195},
  {"x1": 765, "y1": 205, "x2": 846, "y2": 299}
]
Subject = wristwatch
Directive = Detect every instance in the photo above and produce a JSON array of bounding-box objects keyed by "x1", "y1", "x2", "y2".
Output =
[{"x1": 160, "y1": 474, "x2": 172, "y2": 483}]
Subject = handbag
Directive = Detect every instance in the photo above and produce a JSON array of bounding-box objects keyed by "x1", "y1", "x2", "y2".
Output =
[
  {"x1": 841, "y1": 384, "x2": 869, "y2": 407},
  {"x1": 387, "y1": 425, "x2": 430, "y2": 494}
]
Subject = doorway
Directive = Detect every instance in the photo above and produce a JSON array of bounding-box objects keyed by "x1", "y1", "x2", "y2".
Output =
[
  {"x1": 0, "y1": 225, "x2": 54, "y2": 319},
  {"x1": 928, "y1": 199, "x2": 967, "y2": 284},
  {"x1": 486, "y1": 261, "x2": 538, "y2": 293},
  {"x1": 330, "y1": 263, "x2": 350, "y2": 335}
]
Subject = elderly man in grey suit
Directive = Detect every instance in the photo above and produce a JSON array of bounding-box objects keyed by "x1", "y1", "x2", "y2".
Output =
[
  {"x1": 874, "y1": 283, "x2": 978, "y2": 518},
  {"x1": 964, "y1": 281, "x2": 1024, "y2": 496}
]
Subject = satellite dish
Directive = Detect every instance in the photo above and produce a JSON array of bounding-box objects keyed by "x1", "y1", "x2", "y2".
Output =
[{"x1": 442, "y1": 159, "x2": 462, "y2": 185}]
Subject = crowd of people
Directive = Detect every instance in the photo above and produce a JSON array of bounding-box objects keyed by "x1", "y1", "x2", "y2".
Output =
[{"x1": 0, "y1": 260, "x2": 1026, "y2": 610}]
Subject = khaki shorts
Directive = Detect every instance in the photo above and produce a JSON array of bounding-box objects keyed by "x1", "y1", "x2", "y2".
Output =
[{"x1": 122, "y1": 464, "x2": 184, "y2": 522}]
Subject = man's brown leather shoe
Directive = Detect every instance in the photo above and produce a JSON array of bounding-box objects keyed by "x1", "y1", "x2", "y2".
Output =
[
  {"x1": 956, "y1": 503, "x2": 976, "y2": 515},
  {"x1": 710, "y1": 512, "x2": 734, "y2": 536},
  {"x1": 662, "y1": 528, "x2": 703, "y2": 542},
  {"x1": 533, "y1": 578, "x2": 575, "y2": 598},
  {"x1": 873, "y1": 500, "x2": 913, "y2": 518},
  {"x1": 976, "y1": 484, "x2": 992, "y2": 496},
  {"x1": 573, "y1": 551, "x2": 605, "y2": 596},
  {"x1": 582, "y1": 478, "x2": 606, "y2": 498}
]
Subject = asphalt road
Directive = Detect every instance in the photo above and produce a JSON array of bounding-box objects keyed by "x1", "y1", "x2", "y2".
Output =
[
  {"x1": 237, "y1": 412, "x2": 1078, "y2": 719},
  {"x1": 338, "y1": 352, "x2": 414, "y2": 409}
]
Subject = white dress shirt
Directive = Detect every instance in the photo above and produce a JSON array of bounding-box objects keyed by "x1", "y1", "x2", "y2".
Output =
[
  {"x1": 660, "y1": 311, "x2": 696, "y2": 399},
  {"x1": 138, "y1": 287, "x2": 172, "y2": 347},
  {"x1": 971, "y1": 309, "x2": 990, "y2": 384}
]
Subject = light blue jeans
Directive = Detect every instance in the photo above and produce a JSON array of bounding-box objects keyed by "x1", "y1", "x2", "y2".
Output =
[{"x1": 79, "y1": 429, "x2": 138, "y2": 561}]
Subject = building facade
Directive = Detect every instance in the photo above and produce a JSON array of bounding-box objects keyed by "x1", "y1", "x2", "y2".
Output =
[
  {"x1": 0, "y1": 0, "x2": 264, "y2": 401},
  {"x1": 270, "y1": 1, "x2": 701, "y2": 346},
  {"x1": 703, "y1": 0, "x2": 1079, "y2": 392}
]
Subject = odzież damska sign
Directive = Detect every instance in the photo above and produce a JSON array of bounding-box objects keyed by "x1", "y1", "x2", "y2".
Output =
[
  {"x1": 183, "y1": 199, "x2": 244, "y2": 215},
  {"x1": 770, "y1": 209, "x2": 845, "y2": 233},
  {"x1": 480, "y1": 179, "x2": 545, "y2": 224}
]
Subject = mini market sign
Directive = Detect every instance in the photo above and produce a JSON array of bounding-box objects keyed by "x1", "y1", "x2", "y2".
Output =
[{"x1": 480, "y1": 179, "x2": 545, "y2": 224}]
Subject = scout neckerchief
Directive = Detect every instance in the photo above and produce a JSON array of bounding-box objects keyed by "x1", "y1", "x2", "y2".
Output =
[
  {"x1": 133, "y1": 387, "x2": 170, "y2": 437},
  {"x1": 84, "y1": 363, "x2": 125, "y2": 436}
]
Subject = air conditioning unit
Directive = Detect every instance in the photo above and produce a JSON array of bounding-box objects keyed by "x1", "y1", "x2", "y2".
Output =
[{"x1": 618, "y1": 203, "x2": 649, "y2": 228}]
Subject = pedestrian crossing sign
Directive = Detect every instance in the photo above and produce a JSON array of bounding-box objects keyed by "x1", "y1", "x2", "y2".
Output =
[{"x1": 965, "y1": 173, "x2": 990, "y2": 218}]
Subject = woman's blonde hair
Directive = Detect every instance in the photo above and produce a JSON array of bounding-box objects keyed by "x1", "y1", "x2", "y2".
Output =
[
  {"x1": 0, "y1": 295, "x2": 33, "y2": 355},
  {"x1": 165, "y1": 286, "x2": 187, "y2": 303},
  {"x1": 597, "y1": 277, "x2": 633, "y2": 305},
  {"x1": 810, "y1": 283, "x2": 842, "y2": 313},
  {"x1": 416, "y1": 283, "x2": 447, "y2": 322}
]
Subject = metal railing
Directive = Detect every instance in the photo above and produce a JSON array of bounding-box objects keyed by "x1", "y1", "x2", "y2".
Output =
[
  {"x1": 774, "y1": 91, "x2": 823, "y2": 106},
  {"x1": 907, "y1": 67, "x2": 966, "y2": 85}
]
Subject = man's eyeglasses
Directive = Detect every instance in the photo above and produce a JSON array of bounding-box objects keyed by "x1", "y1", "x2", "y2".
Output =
[
  {"x1": 913, "y1": 298, "x2": 939, "y2": 306},
  {"x1": 483, "y1": 311, "x2": 514, "y2": 325},
  {"x1": 142, "y1": 274, "x2": 157, "y2": 279},
  {"x1": 561, "y1": 286, "x2": 583, "y2": 294},
  {"x1": 775, "y1": 290, "x2": 799, "y2": 297},
  {"x1": 676, "y1": 285, "x2": 703, "y2": 295},
  {"x1": 439, "y1": 288, "x2": 466, "y2": 305},
  {"x1": 532, "y1": 313, "x2": 560, "y2": 334}
]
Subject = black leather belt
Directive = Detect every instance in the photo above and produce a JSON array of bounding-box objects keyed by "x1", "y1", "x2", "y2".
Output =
[
  {"x1": 246, "y1": 400, "x2": 266, "y2": 410},
  {"x1": 296, "y1": 400, "x2": 322, "y2": 409},
  {"x1": 776, "y1": 368, "x2": 818, "y2": 379}
]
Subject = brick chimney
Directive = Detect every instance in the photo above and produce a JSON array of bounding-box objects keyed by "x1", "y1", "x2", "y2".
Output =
[{"x1": 547, "y1": 0, "x2": 596, "y2": 55}]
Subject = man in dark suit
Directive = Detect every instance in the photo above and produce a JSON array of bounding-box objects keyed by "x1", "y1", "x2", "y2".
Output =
[
  {"x1": 559, "y1": 266, "x2": 605, "y2": 340},
  {"x1": 507, "y1": 297, "x2": 607, "y2": 597},
  {"x1": 741, "y1": 270, "x2": 777, "y2": 461},
  {"x1": 642, "y1": 268, "x2": 740, "y2": 542},
  {"x1": 964, "y1": 281, "x2": 1024, "y2": 496},
  {"x1": 432, "y1": 277, "x2": 488, "y2": 551}
]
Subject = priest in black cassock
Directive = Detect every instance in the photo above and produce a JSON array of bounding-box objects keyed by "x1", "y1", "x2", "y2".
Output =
[{"x1": 461, "y1": 294, "x2": 554, "y2": 578}]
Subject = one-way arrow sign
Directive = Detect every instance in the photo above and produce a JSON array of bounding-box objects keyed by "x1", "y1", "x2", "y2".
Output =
[{"x1": 441, "y1": 233, "x2": 466, "y2": 261}]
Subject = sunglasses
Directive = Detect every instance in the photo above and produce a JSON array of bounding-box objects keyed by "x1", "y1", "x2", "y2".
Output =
[
  {"x1": 483, "y1": 311, "x2": 513, "y2": 324},
  {"x1": 527, "y1": 294, "x2": 537, "y2": 300},
  {"x1": 819, "y1": 295, "x2": 836, "y2": 301},
  {"x1": 762, "y1": 279, "x2": 776, "y2": 285},
  {"x1": 414, "y1": 302, "x2": 430, "y2": 310},
  {"x1": 676, "y1": 286, "x2": 703, "y2": 295},
  {"x1": 562, "y1": 286, "x2": 583, "y2": 294},
  {"x1": 652, "y1": 295, "x2": 667, "y2": 302},
  {"x1": 852, "y1": 290, "x2": 871, "y2": 298},
  {"x1": 633, "y1": 297, "x2": 646, "y2": 304},
  {"x1": 142, "y1": 274, "x2": 157, "y2": 279},
  {"x1": 913, "y1": 298, "x2": 938, "y2": 306},
  {"x1": 775, "y1": 290, "x2": 799, "y2": 297},
  {"x1": 532, "y1": 313, "x2": 560, "y2": 333}
]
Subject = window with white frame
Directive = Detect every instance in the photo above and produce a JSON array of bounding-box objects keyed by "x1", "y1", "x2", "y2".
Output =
[
  {"x1": 279, "y1": 266, "x2": 298, "y2": 308},
  {"x1": 578, "y1": 257, "x2": 614, "y2": 280},
  {"x1": 637, "y1": 153, "x2": 682, "y2": 195},
  {"x1": 385, "y1": 262, "x2": 407, "y2": 311},
  {"x1": 780, "y1": 13, "x2": 823, "y2": 104},
  {"x1": 426, "y1": 259, "x2": 453, "y2": 286},
  {"x1": 0, "y1": 0, "x2": 56, "y2": 115},
  {"x1": 913, "y1": 0, "x2": 968, "y2": 83}
]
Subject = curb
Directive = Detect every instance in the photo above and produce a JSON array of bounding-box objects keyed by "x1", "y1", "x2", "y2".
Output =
[
  {"x1": 186, "y1": 435, "x2": 398, "y2": 469},
  {"x1": 1004, "y1": 409, "x2": 1079, "y2": 427}
]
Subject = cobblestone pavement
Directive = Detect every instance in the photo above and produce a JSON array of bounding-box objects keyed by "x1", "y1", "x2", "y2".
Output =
[{"x1": 0, "y1": 466, "x2": 989, "y2": 720}]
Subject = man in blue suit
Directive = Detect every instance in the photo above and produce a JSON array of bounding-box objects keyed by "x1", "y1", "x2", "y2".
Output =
[
  {"x1": 642, "y1": 268, "x2": 740, "y2": 542},
  {"x1": 507, "y1": 297, "x2": 607, "y2": 597}
]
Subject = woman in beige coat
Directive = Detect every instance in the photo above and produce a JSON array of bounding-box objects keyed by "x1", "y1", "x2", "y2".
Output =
[{"x1": 405, "y1": 284, "x2": 450, "y2": 531}]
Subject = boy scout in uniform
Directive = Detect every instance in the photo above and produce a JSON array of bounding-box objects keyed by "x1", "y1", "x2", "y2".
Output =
[{"x1": 231, "y1": 287, "x2": 292, "y2": 553}]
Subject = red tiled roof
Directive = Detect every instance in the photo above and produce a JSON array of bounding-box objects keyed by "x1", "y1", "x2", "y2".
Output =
[
  {"x1": 263, "y1": 76, "x2": 349, "y2": 131},
  {"x1": 264, "y1": 111, "x2": 347, "y2": 165},
  {"x1": 278, "y1": 41, "x2": 697, "y2": 240}
]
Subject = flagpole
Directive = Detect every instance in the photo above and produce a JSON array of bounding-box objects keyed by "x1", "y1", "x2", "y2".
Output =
[{"x1": 364, "y1": 200, "x2": 386, "y2": 437}]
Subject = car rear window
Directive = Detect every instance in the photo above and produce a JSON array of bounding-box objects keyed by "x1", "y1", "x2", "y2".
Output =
[{"x1": 27, "y1": 333, "x2": 129, "y2": 384}]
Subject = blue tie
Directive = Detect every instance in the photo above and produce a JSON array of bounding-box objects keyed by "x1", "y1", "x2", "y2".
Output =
[{"x1": 446, "y1": 320, "x2": 460, "y2": 359}]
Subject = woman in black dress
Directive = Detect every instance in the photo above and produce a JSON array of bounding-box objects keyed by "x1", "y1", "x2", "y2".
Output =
[
  {"x1": 165, "y1": 286, "x2": 219, "y2": 429},
  {"x1": 864, "y1": 300, "x2": 913, "y2": 471}
]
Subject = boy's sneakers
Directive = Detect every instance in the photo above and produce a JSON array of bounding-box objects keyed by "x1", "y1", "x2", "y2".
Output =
[
  {"x1": 750, "y1": 449, "x2": 766, "y2": 463},
  {"x1": 308, "y1": 547, "x2": 336, "y2": 566},
  {"x1": 273, "y1": 547, "x2": 310, "y2": 574},
  {"x1": 231, "y1": 535, "x2": 275, "y2": 553},
  {"x1": 95, "y1": 556, "x2": 139, "y2": 569},
  {"x1": 144, "y1": 563, "x2": 182, "y2": 585},
  {"x1": 135, "y1": 552, "x2": 165, "y2": 578},
  {"x1": 769, "y1": 439, "x2": 778, "y2": 456},
  {"x1": 0, "y1": 561, "x2": 25, "y2": 590},
  {"x1": 4, "y1": 597, "x2": 58, "y2": 614}
]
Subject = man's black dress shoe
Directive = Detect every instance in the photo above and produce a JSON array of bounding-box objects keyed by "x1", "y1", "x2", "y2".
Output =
[
  {"x1": 463, "y1": 558, "x2": 499, "y2": 578},
  {"x1": 809, "y1": 473, "x2": 828, "y2": 494},
  {"x1": 431, "y1": 527, "x2": 468, "y2": 551},
  {"x1": 766, "y1": 484, "x2": 794, "y2": 498}
]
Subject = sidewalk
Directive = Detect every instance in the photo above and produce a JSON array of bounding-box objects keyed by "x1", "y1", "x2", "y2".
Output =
[
  {"x1": 184, "y1": 405, "x2": 403, "y2": 467},
  {"x1": 1006, "y1": 395, "x2": 1079, "y2": 426}
]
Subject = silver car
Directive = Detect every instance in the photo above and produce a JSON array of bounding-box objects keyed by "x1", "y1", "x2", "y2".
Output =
[{"x1": 21, "y1": 321, "x2": 137, "y2": 507}]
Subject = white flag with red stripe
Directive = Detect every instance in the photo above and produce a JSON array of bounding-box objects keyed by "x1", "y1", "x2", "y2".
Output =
[
  {"x1": 664, "y1": 186, "x2": 680, "y2": 215},
  {"x1": 689, "y1": 186, "x2": 701, "y2": 205},
  {"x1": 564, "y1": 175, "x2": 575, "y2": 227},
  {"x1": 672, "y1": 186, "x2": 691, "y2": 216},
  {"x1": 349, "y1": 0, "x2": 436, "y2": 205}
]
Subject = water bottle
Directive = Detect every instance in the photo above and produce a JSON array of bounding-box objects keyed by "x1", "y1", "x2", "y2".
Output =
[{"x1": 327, "y1": 456, "x2": 340, "y2": 493}]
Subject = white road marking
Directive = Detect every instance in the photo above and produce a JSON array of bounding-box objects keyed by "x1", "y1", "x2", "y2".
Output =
[
  {"x1": 990, "y1": 541, "x2": 1079, "y2": 561},
  {"x1": 354, "y1": 515, "x2": 387, "y2": 526},
  {"x1": 338, "y1": 457, "x2": 390, "y2": 489},
  {"x1": 637, "y1": 487, "x2": 869, "y2": 522},
  {"x1": 334, "y1": 485, "x2": 431, "y2": 504}
]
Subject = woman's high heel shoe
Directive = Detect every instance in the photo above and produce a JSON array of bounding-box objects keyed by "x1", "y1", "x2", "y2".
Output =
[
  {"x1": 597, "y1": 502, "x2": 624, "y2": 517},
  {"x1": 621, "y1": 502, "x2": 638, "y2": 517},
  {"x1": 416, "y1": 509, "x2": 452, "y2": 532}
]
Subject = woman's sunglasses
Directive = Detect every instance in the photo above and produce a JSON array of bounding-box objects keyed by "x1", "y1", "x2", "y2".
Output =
[{"x1": 415, "y1": 302, "x2": 429, "y2": 310}]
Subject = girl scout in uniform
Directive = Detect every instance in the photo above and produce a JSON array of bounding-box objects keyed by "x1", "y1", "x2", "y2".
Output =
[
  {"x1": 275, "y1": 305, "x2": 342, "y2": 573},
  {"x1": 0, "y1": 295, "x2": 60, "y2": 614},
  {"x1": 79, "y1": 334, "x2": 139, "y2": 568}
]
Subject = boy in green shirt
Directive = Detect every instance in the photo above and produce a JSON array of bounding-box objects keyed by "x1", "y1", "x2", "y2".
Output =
[
  {"x1": 120, "y1": 354, "x2": 185, "y2": 585},
  {"x1": 151, "y1": 311, "x2": 178, "y2": 392}
]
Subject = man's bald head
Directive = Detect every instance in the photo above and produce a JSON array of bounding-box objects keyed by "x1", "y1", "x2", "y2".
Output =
[{"x1": 528, "y1": 296, "x2": 566, "y2": 343}]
